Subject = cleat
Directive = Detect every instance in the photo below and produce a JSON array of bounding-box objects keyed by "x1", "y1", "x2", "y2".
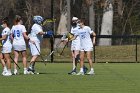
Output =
[
  {"x1": 3, "y1": 71, "x2": 12, "y2": 76},
  {"x1": 28, "y1": 71, "x2": 35, "y2": 75},
  {"x1": 24, "y1": 70, "x2": 29, "y2": 75},
  {"x1": 14, "y1": 69, "x2": 19, "y2": 75},
  {"x1": 2, "y1": 70, "x2": 7, "y2": 75},
  {"x1": 83, "y1": 66, "x2": 88, "y2": 74},
  {"x1": 68, "y1": 68, "x2": 76, "y2": 75},
  {"x1": 76, "y1": 71, "x2": 85, "y2": 75},
  {"x1": 27, "y1": 67, "x2": 35, "y2": 75},
  {"x1": 87, "y1": 70, "x2": 95, "y2": 75},
  {"x1": 68, "y1": 71, "x2": 77, "y2": 75}
]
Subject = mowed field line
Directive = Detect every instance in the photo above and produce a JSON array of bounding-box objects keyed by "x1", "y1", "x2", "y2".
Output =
[{"x1": 0, "y1": 63, "x2": 140, "y2": 93}]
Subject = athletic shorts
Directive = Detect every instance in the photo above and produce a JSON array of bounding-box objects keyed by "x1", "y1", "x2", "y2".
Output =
[
  {"x1": 80, "y1": 47, "x2": 93, "y2": 51},
  {"x1": 71, "y1": 42, "x2": 80, "y2": 51},
  {"x1": 29, "y1": 42, "x2": 40, "y2": 56},
  {"x1": 2, "y1": 45, "x2": 12, "y2": 53},
  {"x1": 13, "y1": 45, "x2": 26, "y2": 51}
]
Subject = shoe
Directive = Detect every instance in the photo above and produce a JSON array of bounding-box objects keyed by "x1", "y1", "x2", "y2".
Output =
[
  {"x1": 83, "y1": 66, "x2": 88, "y2": 74},
  {"x1": 76, "y1": 71, "x2": 84, "y2": 75},
  {"x1": 87, "y1": 70, "x2": 95, "y2": 75},
  {"x1": 68, "y1": 71, "x2": 77, "y2": 75},
  {"x1": 24, "y1": 70, "x2": 29, "y2": 75},
  {"x1": 3, "y1": 71, "x2": 12, "y2": 76},
  {"x1": 2, "y1": 70, "x2": 7, "y2": 75},
  {"x1": 68, "y1": 68, "x2": 77, "y2": 75},
  {"x1": 14, "y1": 69, "x2": 18, "y2": 75},
  {"x1": 27, "y1": 67, "x2": 35, "y2": 74}
]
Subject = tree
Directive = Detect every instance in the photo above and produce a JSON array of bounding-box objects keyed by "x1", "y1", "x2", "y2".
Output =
[
  {"x1": 87, "y1": 0, "x2": 95, "y2": 30},
  {"x1": 99, "y1": 0, "x2": 114, "y2": 45},
  {"x1": 57, "y1": 0, "x2": 69, "y2": 35}
]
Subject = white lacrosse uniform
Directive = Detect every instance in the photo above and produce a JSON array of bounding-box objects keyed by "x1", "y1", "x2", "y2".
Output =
[
  {"x1": 1, "y1": 27, "x2": 12, "y2": 53},
  {"x1": 28, "y1": 23, "x2": 43, "y2": 56},
  {"x1": 11, "y1": 24, "x2": 27, "y2": 51},
  {"x1": 76, "y1": 26, "x2": 94, "y2": 51},
  {"x1": 71, "y1": 26, "x2": 80, "y2": 51}
]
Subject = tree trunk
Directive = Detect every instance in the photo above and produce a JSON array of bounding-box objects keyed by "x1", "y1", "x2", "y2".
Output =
[
  {"x1": 99, "y1": 1, "x2": 113, "y2": 46},
  {"x1": 55, "y1": 0, "x2": 70, "y2": 48},
  {"x1": 117, "y1": 0, "x2": 123, "y2": 16},
  {"x1": 57, "y1": 0, "x2": 70, "y2": 34},
  {"x1": 89, "y1": 0, "x2": 95, "y2": 30}
]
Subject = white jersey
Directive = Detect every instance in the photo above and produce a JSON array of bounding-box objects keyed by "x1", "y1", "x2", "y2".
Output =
[
  {"x1": 76, "y1": 26, "x2": 93, "y2": 50},
  {"x1": 11, "y1": 24, "x2": 27, "y2": 46},
  {"x1": 1, "y1": 27, "x2": 12, "y2": 47},
  {"x1": 28, "y1": 24, "x2": 43, "y2": 43},
  {"x1": 71, "y1": 26, "x2": 80, "y2": 50}
]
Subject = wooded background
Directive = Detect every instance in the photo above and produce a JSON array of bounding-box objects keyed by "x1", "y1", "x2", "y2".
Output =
[{"x1": 0, "y1": 0, "x2": 140, "y2": 45}]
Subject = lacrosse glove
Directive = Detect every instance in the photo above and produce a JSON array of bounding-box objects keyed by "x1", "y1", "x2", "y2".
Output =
[{"x1": 45, "y1": 30, "x2": 54, "y2": 37}]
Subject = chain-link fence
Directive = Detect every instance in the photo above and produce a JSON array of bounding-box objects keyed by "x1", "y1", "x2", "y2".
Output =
[{"x1": 16, "y1": 35, "x2": 140, "y2": 63}]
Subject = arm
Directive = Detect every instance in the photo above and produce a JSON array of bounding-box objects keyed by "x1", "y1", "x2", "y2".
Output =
[
  {"x1": 23, "y1": 32, "x2": 35, "y2": 44},
  {"x1": 23, "y1": 32, "x2": 30, "y2": 40},
  {"x1": 0, "y1": 35, "x2": 7, "y2": 41},
  {"x1": 92, "y1": 31, "x2": 96, "y2": 45},
  {"x1": 10, "y1": 33, "x2": 14, "y2": 41},
  {"x1": 38, "y1": 31, "x2": 45, "y2": 35},
  {"x1": 38, "y1": 30, "x2": 54, "y2": 36}
]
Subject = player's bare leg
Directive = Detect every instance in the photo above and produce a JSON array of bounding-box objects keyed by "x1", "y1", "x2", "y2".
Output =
[
  {"x1": 77, "y1": 51, "x2": 85, "y2": 75},
  {"x1": 86, "y1": 51, "x2": 94, "y2": 75},
  {"x1": 21, "y1": 51, "x2": 28, "y2": 74},
  {"x1": 3, "y1": 53, "x2": 12, "y2": 76},
  {"x1": 13, "y1": 51, "x2": 19, "y2": 75},
  {"x1": 0, "y1": 54, "x2": 7, "y2": 75},
  {"x1": 28, "y1": 55, "x2": 38, "y2": 74},
  {"x1": 68, "y1": 50, "x2": 79, "y2": 75}
]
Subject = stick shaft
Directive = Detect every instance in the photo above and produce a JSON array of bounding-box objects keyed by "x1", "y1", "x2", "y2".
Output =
[
  {"x1": 34, "y1": 43, "x2": 46, "y2": 65},
  {"x1": 10, "y1": 55, "x2": 20, "y2": 69},
  {"x1": 60, "y1": 42, "x2": 68, "y2": 55}
]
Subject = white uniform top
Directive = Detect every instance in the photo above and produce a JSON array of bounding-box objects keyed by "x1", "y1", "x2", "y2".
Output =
[
  {"x1": 71, "y1": 26, "x2": 80, "y2": 46},
  {"x1": 28, "y1": 24, "x2": 43, "y2": 43},
  {"x1": 1, "y1": 27, "x2": 11, "y2": 47},
  {"x1": 76, "y1": 26, "x2": 93, "y2": 49},
  {"x1": 11, "y1": 24, "x2": 27, "y2": 45},
  {"x1": 71, "y1": 26, "x2": 80, "y2": 44}
]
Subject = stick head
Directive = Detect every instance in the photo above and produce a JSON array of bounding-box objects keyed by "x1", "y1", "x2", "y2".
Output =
[
  {"x1": 45, "y1": 59, "x2": 48, "y2": 61},
  {"x1": 67, "y1": 32, "x2": 74, "y2": 41}
]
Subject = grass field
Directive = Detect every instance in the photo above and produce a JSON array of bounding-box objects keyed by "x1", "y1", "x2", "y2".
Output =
[{"x1": 0, "y1": 63, "x2": 140, "y2": 93}]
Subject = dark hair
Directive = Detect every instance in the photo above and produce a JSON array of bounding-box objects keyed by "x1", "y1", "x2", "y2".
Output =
[
  {"x1": 79, "y1": 18, "x2": 86, "y2": 25},
  {"x1": 14, "y1": 15, "x2": 21, "y2": 25},
  {"x1": 2, "y1": 17, "x2": 9, "y2": 27}
]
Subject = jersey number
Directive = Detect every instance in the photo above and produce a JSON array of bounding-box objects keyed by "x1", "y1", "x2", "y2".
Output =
[{"x1": 14, "y1": 30, "x2": 20, "y2": 37}]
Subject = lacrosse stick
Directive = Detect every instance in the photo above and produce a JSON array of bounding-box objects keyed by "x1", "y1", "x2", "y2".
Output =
[
  {"x1": 59, "y1": 32, "x2": 74, "y2": 55},
  {"x1": 59, "y1": 41, "x2": 69, "y2": 55},
  {"x1": 9, "y1": 55, "x2": 20, "y2": 69},
  {"x1": 42, "y1": 18, "x2": 56, "y2": 26},
  {"x1": 44, "y1": 51, "x2": 54, "y2": 62},
  {"x1": 34, "y1": 43, "x2": 47, "y2": 66}
]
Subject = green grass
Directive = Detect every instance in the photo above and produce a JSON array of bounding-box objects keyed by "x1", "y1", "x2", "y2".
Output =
[
  {"x1": 11, "y1": 44, "x2": 140, "y2": 62},
  {"x1": 0, "y1": 63, "x2": 140, "y2": 93},
  {"x1": 34, "y1": 44, "x2": 140, "y2": 62}
]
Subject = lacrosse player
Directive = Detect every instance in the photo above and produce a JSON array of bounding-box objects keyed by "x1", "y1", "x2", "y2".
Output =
[
  {"x1": 11, "y1": 15, "x2": 31, "y2": 75},
  {"x1": 27, "y1": 15, "x2": 53, "y2": 74},
  {"x1": 0, "y1": 39, "x2": 7, "y2": 75},
  {"x1": 66, "y1": 17, "x2": 88, "y2": 75},
  {"x1": 0, "y1": 17, "x2": 12, "y2": 76},
  {"x1": 75, "y1": 19, "x2": 96, "y2": 75},
  {"x1": 0, "y1": 53, "x2": 7, "y2": 75}
]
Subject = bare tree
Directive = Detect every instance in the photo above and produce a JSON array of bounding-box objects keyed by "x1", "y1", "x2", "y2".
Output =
[
  {"x1": 87, "y1": 0, "x2": 95, "y2": 30},
  {"x1": 57, "y1": 0, "x2": 69, "y2": 35},
  {"x1": 99, "y1": 0, "x2": 114, "y2": 46}
]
